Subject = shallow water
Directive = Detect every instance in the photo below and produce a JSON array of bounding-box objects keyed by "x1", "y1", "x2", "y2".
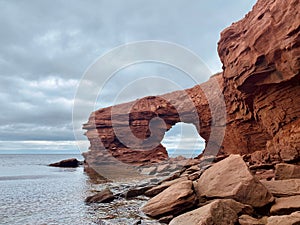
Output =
[{"x1": 0, "y1": 154, "x2": 161, "y2": 225}]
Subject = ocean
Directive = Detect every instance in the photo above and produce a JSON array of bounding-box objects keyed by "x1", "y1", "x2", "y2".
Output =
[
  {"x1": 0, "y1": 154, "x2": 161, "y2": 225},
  {"x1": 0, "y1": 154, "x2": 95, "y2": 225}
]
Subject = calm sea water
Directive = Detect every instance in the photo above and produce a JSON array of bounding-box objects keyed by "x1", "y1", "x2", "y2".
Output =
[
  {"x1": 0, "y1": 154, "x2": 98, "y2": 225},
  {"x1": 0, "y1": 154, "x2": 162, "y2": 225}
]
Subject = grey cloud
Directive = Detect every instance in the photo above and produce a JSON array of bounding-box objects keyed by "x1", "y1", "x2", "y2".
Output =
[{"x1": 0, "y1": 0, "x2": 256, "y2": 148}]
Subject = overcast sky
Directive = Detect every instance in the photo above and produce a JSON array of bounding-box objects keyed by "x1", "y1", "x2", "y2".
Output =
[{"x1": 0, "y1": 0, "x2": 256, "y2": 153}]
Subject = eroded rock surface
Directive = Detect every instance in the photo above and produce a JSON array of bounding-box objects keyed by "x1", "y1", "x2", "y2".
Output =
[
  {"x1": 85, "y1": 188, "x2": 115, "y2": 204},
  {"x1": 195, "y1": 155, "x2": 273, "y2": 207},
  {"x1": 238, "y1": 215, "x2": 266, "y2": 225},
  {"x1": 169, "y1": 199, "x2": 253, "y2": 225},
  {"x1": 82, "y1": 0, "x2": 300, "y2": 166},
  {"x1": 274, "y1": 163, "x2": 300, "y2": 180},
  {"x1": 260, "y1": 179, "x2": 300, "y2": 197},
  {"x1": 270, "y1": 195, "x2": 300, "y2": 215},
  {"x1": 142, "y1": 180, "x2": 197, "y2": 218},
  {"x1": 267, "y1": 211, "x2": 300, "y2": 225}
]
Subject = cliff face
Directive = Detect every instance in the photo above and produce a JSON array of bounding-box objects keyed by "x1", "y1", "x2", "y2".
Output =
[
  {"x1": 218, "y1": 0, "x2": 300, "y2": 162},
  {"x1": 83, "y1": 0, "x2": 300, "y2": 165}
]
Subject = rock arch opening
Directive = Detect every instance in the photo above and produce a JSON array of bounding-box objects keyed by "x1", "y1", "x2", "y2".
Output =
[{"x1": 161, "y1": 122, "x2": 205, "y2": 158}]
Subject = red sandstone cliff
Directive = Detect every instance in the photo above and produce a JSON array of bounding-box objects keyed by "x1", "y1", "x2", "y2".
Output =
[{"x1": 83, "y1": 0, "x2": 300, "y2": 166}]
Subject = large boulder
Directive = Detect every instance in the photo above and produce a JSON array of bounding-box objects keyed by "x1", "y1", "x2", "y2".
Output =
[
  {"x1": 195, "y1": 155, "x2": 274, "y2": 207},
  {"x1": 169, "y1": 199, "x2": 253, "y2": 225},
  {"x1": 142, "y1": 180, "x2": 197, "y2": 218}
]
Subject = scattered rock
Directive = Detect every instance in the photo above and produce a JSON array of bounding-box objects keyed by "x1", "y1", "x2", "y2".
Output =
[
  {"x1": 132, "y1": 219, "x2": 142, "y2": 225},
  {"x1": 149, "y1": 178, "x2": 160, "y2": 183},
  {"x1": 157, "y1": 172, "x2": 171, "y2": 177},
  {"x1": 169, "y1": 199, "x2": 253, "y2": 225},
  {"x1": 140, "y1": 166, "x2": 157, "y2": 175},
  {"x1": 144, "y1": 177, "x2": 188, "y2": 197},
  {"x1": 85, "y1": 188, "x2": 115, "y2": 204},
  {"x1": 188, "y1": 171, "x2": 203, "y2": 181},
  {"x1": 142, "y1": 180, "x2": 197, "y2": 218},
  {"x1": 49, "y1": 158, "x2": 80, "y2": 168},
  {"x1": 249, "y1": 163, "x2": 275, "y2": 171},
  {"x1": 158, "y1": 215, "x2": 174, "y2": 224},
  {"x1": 275, "y1": 163, "x2": 300, "y2": 180},
  {"x1": 255, "y1": 169, "x2": 275, "y2": 181},
  {"x1": 83, "y1": 165, "x2": 109, "y2": 184},
  {"x1": 270, "y1": 195, "x2": 300, "y2": 215},
  {"x1": 195, "y1": 155, "x2": 274, "y2": 207},
  {"x1": 267, "y1": 211, "x2": 300, "y2": 225},
  {"x1": 125, "y1": 186, "x2": 152, "y2": 199},
  {"x1": 260, "y1": 179, "x2": 300, "y2": 197},
  {"x1": 156, "y1": 164, "x2": 170, "y2": 173},
  {"x1": 186, "y1": 165, "x2": 201, "y2": 174},
  {"x1": 168, "y1": 164, "x2": 181, "y2": 172},
  {"x1": 239, "y1": 215, "x2": 266, "y2": 225},
  {"x1": 159, "y1": 171, "x2": 181, "y2": 183}
]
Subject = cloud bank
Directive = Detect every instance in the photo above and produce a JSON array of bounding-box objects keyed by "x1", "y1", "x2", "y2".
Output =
[{"x1": 0, "y1": 0, "x2": 256, "y2": 152}]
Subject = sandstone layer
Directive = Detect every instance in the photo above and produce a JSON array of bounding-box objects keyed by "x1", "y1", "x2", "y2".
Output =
[{"x1": 83, "y1": 0, "x2": 300, "y2": 167}]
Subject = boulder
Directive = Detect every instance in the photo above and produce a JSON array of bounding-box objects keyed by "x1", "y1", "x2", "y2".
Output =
[
  {"x1": 142, "y1": 180, "x2": 197, "y2": 218},
  {"x1": 144, "y1": 177, "x2": 188, "y2": 197},
  {"x1": 169, "y1": 199, "x2": 253, "y2": 225},
  {"x1": 260, "y1": 179, "x2": 300, "y2": 197},
  {"x1": 195, "y1": 155, "x2": 274, "y2": 207},
  {"x1": 275, "y1": 163, "x2": 300, "y2": 180},
  {"x1": 49, "y1": 158, "x2": 80, "y2": 168},
  {"x1": 270, "y1": 195, "x2": 300, "y2": 215},
  {"x1": 267, "y1": 211, "x2": 300, "y2": 225},
  {"x1": 85, "y1": 188, "x2": 115, "y2": 203}
]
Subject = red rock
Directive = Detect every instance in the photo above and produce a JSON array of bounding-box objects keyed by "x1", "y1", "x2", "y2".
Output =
[
  {"x1": 270, "y1": 195, "x2": 300, "y2": 215},
  {"x1": 254, "y1": 169, "x2": 275, "y2": 181},
  {"x1": 144, "y1": 177, "x2": 188, "y2": 197},
  {"x1": 239, "y1": 215, "x2": 266, "y2": 225},
  {"x1": 169, "y1": 199, "x2": 253, "y2": 225},
  {"x1": 85, "y1": 188, "x2": 115, "y2": 203},
  {"x1": 275, "y1": 163, "x2": 300, "y2": 180},
  {"x1": 82, "y1": 0, "x2": 300, "y2": 166},
  {"x1": 195, "y1": 155, "x2": 274, "y2": 208},
  {"x1": 260, "y1": 179, "x2": 300, "y2": 197},
  {"x1": 142, "y1": 180, "x2": 197, "y2": 218},
  {"x1": 267, "y1": 212, "x2": 300, "y2": 225}
]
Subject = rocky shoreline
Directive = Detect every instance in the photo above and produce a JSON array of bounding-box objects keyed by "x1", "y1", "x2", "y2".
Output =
[{"x1": 83, "y1": 154, "x2": 300, "y2": 224}]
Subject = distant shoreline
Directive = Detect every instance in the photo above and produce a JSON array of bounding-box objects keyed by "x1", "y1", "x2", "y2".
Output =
[{"x1": 0, "y1": 151, "x2": 82, "y2": 155}]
